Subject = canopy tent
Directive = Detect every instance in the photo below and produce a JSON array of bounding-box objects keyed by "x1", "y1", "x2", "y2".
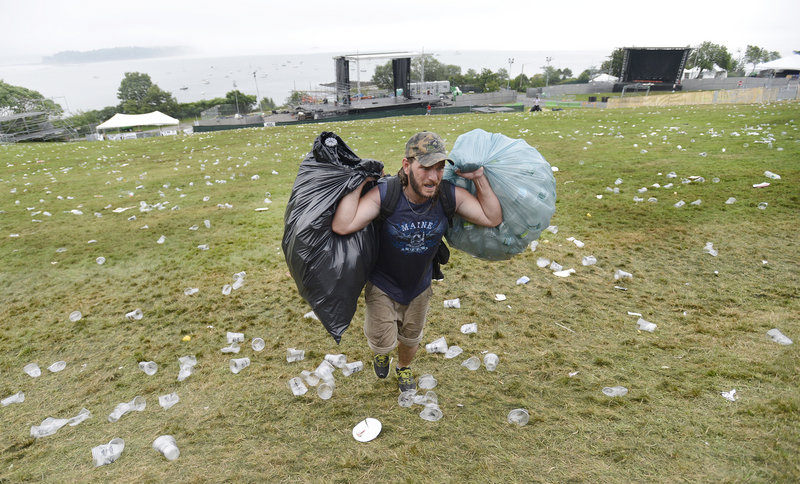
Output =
[
  {"x1": 96, "y1": 111, "x2": 179, "y2": 131},
  {"x1": 683, "y1": 64, "x2": 728, "y2": 80},
  {"x1": 753, "y1": 54, "x2": 800, "y2": 74},
  {"x1": 589, "y1": 73, "x2": 618, "y2": 83}
]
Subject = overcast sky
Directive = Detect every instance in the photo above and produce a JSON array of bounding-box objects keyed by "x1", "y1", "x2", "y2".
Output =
[{"x1": 2, "y1": 0, "x2": 797, "y2": 62}]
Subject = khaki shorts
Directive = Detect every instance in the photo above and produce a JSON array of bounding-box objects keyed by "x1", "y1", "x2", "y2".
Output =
[{"x1": 363, "y1": 282, "x2": 432, "y2": 354}]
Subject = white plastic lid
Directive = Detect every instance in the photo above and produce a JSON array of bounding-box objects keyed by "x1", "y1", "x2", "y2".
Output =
[{"x1": 352, "y1": 418, "x2": 381, "y2": 442}]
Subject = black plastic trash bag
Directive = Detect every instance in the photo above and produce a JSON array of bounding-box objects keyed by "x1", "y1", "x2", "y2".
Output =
[
  {"x1": 282, "y1": 132, "x2": 384, "y2": 343},
  {"x1": 443, "y1": 129, "x2": 556, "y2": 260}
]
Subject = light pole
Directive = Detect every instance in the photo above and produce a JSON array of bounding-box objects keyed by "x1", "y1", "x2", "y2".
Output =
[
  {"x1": 545, "y1": 56, "x2": 552, "y2": 87},
  {"x1": 507, "y1": 58, "x2": 515, "y2": 89},
  {"x1": 232, "y1": 81, "x2": 240, "y2": 116},
  {"x1": 253, "y1": 71, "x2": 261, "y2": 111}
]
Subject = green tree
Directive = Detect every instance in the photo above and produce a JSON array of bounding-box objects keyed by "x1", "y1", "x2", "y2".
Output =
[
  {"x1": 260, "y1": 97, "x2": 276, "y2": 111},
  {"x1": 117, "y1": 72, "x2": 177, "y2": 114},
  {"x1": 577, "y1": 69, "x2": 592, "y2": 83},
  {"x1": 371, "y1": 62, "x2": 394, "y2": 90},
  {"x1": 0, "y1": 80, "x2": 63, "y2": 115},
  {"x1": 511, "y1": 74, "x2": 530, "y2": 92},
  {"x1": 688, "y1": 42, "x2": 734, "y2": 77},
  {"x1": 286, "y1": 91, "x2": 308, "y2": 105},
  {"x1": 601, "y1": 48, "x2": 625, "y2": 77},
  {"x1": 744, "y1": 45, "x2": 781, "y2": 75},
  {"x1": 224, "y1": 90, "x2": 256, "y2": 113}
]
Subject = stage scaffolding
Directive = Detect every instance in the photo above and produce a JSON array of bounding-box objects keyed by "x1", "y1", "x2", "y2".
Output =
[{"x1": 0, "y1": 111, "x2": 75, "y2": 143}]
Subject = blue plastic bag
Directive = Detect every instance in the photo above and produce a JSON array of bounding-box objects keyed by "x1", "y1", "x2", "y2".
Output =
[{"x1": 443, "y1": 129, "x2": 556, "y2": 260}]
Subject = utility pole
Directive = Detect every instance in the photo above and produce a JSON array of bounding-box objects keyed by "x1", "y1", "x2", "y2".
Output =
[
  {"x1": 507, "y1": 58, "x2": 515, "y2": 89},
  {"x1": 232, "y1": 81, "x2": 240, "y2": 116}
]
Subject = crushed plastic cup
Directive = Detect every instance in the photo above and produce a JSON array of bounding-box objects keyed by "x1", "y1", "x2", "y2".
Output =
[
  {"x1": 484, "y1": 353, "x2": 499, "y2": 371},
  {"x1": 582, "y1": 255, "x2": 597, "y2": 266},
  {"x1": 232, "y1": 278, "x2": 245, "y2": 290},
  {"x1": 158, "y1": 392, "x2": 180, "y2": 410},
  {"x1": 47, "y1": 361, "x2": 66, "y2": 373},
  {"x1": 157, "y1": 235, "x2": 166, "y2": 244},
  {"x1": 614, "y1": 269, "x2": 633, "y2": 281},
  {"x1": 342, "y1": 361, "x2": 364, "y2": 377},
  {"x1": 69, "y1": 311, "x2": 82, "y2": 322},
  {"x1": 230, "y1": 357, "x2": 250, "y2": 374},
  {"x1": 443, "y1": 298, "x2": 461, "y2": 309},
  {"x1": 758, "y1": 202, "x2": 768, "y2": 210},
  {"x1": 602, "y1": 386, "x2": 628, "y2": 397},
  {"x1": 419, "y1": 403, "x2": 443, "y2": 422},
  {"x1": 31, "y1": 417, "x2": 69, "y2": 438},
  {"x1": 204, "y1": 219, "x2": 211, "y2": 228},
  {"x1": 92, "y1": 438, "x2": 125, "y2": 467},
  {"x1": 301, "y1": 370, "x2": 319, "y2": 387},
  {"x1": 725, "y1": 197, "x2": 736, "y2": 205},
  {"x1": 764, "y1": 170, "x2": 781, "y2": 179},
  {"x1": 418, "y1": 374, "x2": 438, "y2": 389},
  {"x1": 125, "y1": 308, "x2": 143, "y2": 321},
  {"x1": 462, "y1": 356, "x2": 481, "y2": 371},
  {"x1": 24, "y1": 363, "x2": 41, "y2": 378},
  {"x1": 227, "y1": 332, "x2": 244, "y2": 344},
  {"x1": 425, "y1": 337, "x2": 448, "y2": 354},
  {"x1": 251, "y1": 337, "x2": 265, "y2": 352},
  {"x1": 220, "y1": 343, "x2": 240, "y2": 354},
  {"x1": 313, "y1": 360, "x2": 335, "y2": 383},
  {"x1": 108, "y1": 396, "x2": 146, "y2": 422},
  {"x1": 444, "y1": 346, "x2": 463, "y2": 359},
  {"x1": 184, "y1": 287, "x2": 199, "y2": 296},
  {"x1": 766, "y1": 328, "x2": 793, "y2": 345},
  {"x1": 460, "y1": 323, "x2": 477, "y2": 334},
  {"x1": 68, "y1": 408, "x2": 91, "y2": 426},
  {"x1": 720, "y1": 389, "x2": 737, "y2": 402},
  {"x1": 414, "y1": 391, "x2": 438, "y2": 406},
  {"x1": 1, "y1": 391, "x2": 25, "y2": 406},
  {"x1": 516, "y1": 276, "x2": 530, "y2": 285},
  {"x1": 636, "y1": 318, "x2": 657, "y2": 332},
  {"x1": 286, "y1": 348, "x2": 305, "y2": 362},
  {"x1": 317, "y1": 381, "x2": 334, "y2": 400},
  {"x1": 221, "y1": 284, "x2": 232, "y2": 295},
  {"x1": 324, "y1": 354, "x2": 347, "y2": 368},
  {"x1": 507, "y1": 408, "x2": 530, "y2": 426},
  {"x1": 288, "y1": 377, "x2": 308, "y2": 396},
  {"x1": 398, "y1": 390, "x2": 417, "y2": 408},
  {"x1": 674, "y1": 200, "x2": 686, "y2": 208},
  {"x1": 153, "y1": 435, "x2": 180, "y2": 461},
  {"x1": 549, "y1": 261, "x2": 563, "y2": 272},
  {"x1": 536, "y1": 257, "x2": 550, "y2": 268},
  {"x1": 96, "y1": 256, "x2": 106, "y2": 265},
  {"x1": 138, "y1": 361, "x2": 158, "y2": 375},
  {"x1": 703, "y1": 242, "x2": 718, "y2": 257},
  {"x1": 177, "y1": 355, "x2": 196, "y2": 382}
]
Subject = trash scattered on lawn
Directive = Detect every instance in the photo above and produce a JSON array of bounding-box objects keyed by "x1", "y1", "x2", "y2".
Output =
[
  {"x1": 636, "y1": 318, "x2": 657, "y2": 332},
  {"x1": 752, "y1": 182, "x2": 770, "y2": 188},
  {"x1": 582, "y1": 256, "x2": 597, "y2": 266},
  {"x1": 352, "y1": 418, "x2": 382, "y2": 442},
  {"x1": 507, "y1": 408, "x2": 529, "y2": 426},
  {"x1": 108, "y1": 396, "x2": 145, "y2": 422},
  {"x1": 177, "y1": 355, "x2": 197, "y2": 381},
  {"x1": 703, "y1": 242, "x2": 719, "y2": 257},
  {"x1": 516, "y1": 276, "x2": 530, "y2": 285},
  {"x1": 494, "y1": 294, "x2": 507, "y2": 301},
  {"x1": 766, "y1": 328, "x2": 793, "y2": 345},
  {"x1": 158, "y1": 392, "x2": 180, "y2": 410},
  {"x1": 251, "y1": 338, "x2": 265, "y2": 352},
  {"x1": 614, "y1": 269, "x2": 633, "y2": 280},
  {"x1": 420, "y1": 403, "x2": 443, "y2": 422},
  {"x1": 461, "y1": 356, "x2": 480, "y2": 370},
  {"x1": 725, "y1": 197, "x2": 736, "y2": 204},
  {"x1": 342, "y1": 361, "x2": 364, "y2": 377},
  {"x1": 125, "y1": 308, "x2": 143, "y2": 321},
  {"x1": 48, "y1": 361, "x2": 66, "y2": 372},
  {"x1": 24, "y1": 363, "x2": 41, "y2": 377},
  {"x1": 418, "y1": 374, "x2": 438, "y2": 389},
  {"x1": 483, "y1": 353, "x2": 499, "y2": 371},
  {"x1": 602, "y1": 386, "x2": 628, "y2": 397},
  {"x1": 1, "y1": 392, "x2": 25, "y2": 406},
  {"x1": 426, "y1": 337, "x2": 448, "y2": 354},
  {"x1": 138, "y1": 361, "x2": 157, "y2": 375},
  {"x1": 69, "y1": 311, "x2": 82, "y2": 322},
  {"x1": 460, "y1": 323, "x2": 477, "y2": 334},
  {"x1": 764, "y1": 170, "x2": 781, "y2": 179},
  {"x1": 286, "y1": 348, "x2": 305, "y2": 362},
  {"x1": 92, "y1": 438, "x2": 125, "y2": 467},
  {"x1": 758, "y1": 202, "x2": 768, "y2": 210},
  {"x1": 443, "y1": 298, "x2": 461, "y2": 308},
  {"x1": 303, "y1": 311, "x2": 319, "y2": 321},
  {"x1": 153, "y1": 435, "x2": 180, "y2": 461},
  {"x1": 720, "y1": 389, "x2": 737, "y2": 402},
  {"x1": 553, "y1": 268, "x2": 576, "y2": 278},
  {"x1": 229, "y1": 357, "x2": 250, "y2": 374},
  {"x1": 288, "y1": 377, "x2": 308, "y2": 396}
]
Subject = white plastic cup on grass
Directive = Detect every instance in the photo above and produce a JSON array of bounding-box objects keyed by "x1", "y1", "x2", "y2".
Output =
[
  {"x1": 125, "y1": 308, "x2": 143, "y2": 321},
  {"x1": 288, "y1": 377, "x2": 308, "y2": 396},
  {"x1": 425, "y1": 337, "x2": 448, "y2": 354},
  {"x1": 92, "y1": 438, "x2": 125, "y2": 467},
  {"x1": 230, "y1": 358, "x2": 250, "y2": 374},
  {"x1": 152, "y1": 435, "x2": 180, "y2": 461},
  {"x1": 418, "y1": 374, "x2": 437, "y2": 389},
  {"x1": 461, "y1": 356, "x2": 480, "y2": 371},
  {"x1": 483, "y1": 353, "x2": 499, "y2": 371},
  {"x1": 251, "y1": 338, "x2": 265, "y2": 352},
  {"x1": 24, "y1": 363, "x2": 41, "y2": 378},
  {"x1": 138, "y1": 361, "x2": 158, "y2": 375},
  {"x1": 507, "y1": 408, "x2": 530, "y2": 426},
  {"x1": 69, "y1": 311, "x2": 82, "y2": 322},
  {"x1": 342, "y1": 361, "x2": 364, "y2": 377},
  {"x1": 317, "y1": 381, "x2": 334, "y2": 400}
]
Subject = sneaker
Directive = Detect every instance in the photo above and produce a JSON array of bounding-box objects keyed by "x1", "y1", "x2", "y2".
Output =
[
  {"x1": 396, "y1": 366, "x2": 416, "y2": 392},
  {"x1": 373, "y1": 354, "x2": 391, "y2": 379}
]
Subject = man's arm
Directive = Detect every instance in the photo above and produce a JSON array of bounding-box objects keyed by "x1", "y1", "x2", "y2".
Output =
[
  {"x1": 331, "y1": 180, "x2": 381, "y2": 235},
  {"x1": 453, "y1": 167, "x2": 503, "y2": 227}
]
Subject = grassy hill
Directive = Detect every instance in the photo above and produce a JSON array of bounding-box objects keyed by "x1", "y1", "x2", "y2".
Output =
[{"x1": 1, "y1": 102, "x2": 798, "y2": 482}]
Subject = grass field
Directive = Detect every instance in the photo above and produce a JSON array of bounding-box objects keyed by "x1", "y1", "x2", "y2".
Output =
[{"x1": 1, "y1": 102, "x2": 798, "y2": 483}]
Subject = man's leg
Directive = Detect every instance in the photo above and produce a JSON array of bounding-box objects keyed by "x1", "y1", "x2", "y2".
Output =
[{"x1": 397, "y1": 342, "x2": 419, "y2": 368}]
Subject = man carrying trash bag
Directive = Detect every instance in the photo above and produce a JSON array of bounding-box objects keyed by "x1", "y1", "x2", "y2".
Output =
[{"x1": 332, "y1": 132, "x2": 502, "y2": 392}]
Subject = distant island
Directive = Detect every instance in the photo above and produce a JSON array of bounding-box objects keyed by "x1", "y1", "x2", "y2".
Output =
[{"x1": 43, "y1": 46, "x2": 190, "y2": 64}]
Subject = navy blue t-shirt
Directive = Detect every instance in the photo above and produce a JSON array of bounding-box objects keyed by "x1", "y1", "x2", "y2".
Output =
[{"x1": 370, "y1": 180, "x2": 455, "y2": 305}]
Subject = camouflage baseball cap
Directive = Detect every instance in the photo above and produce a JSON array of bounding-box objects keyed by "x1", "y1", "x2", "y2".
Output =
[{"x1": 405, "y1": 131, "x2": 453, "y2": 167}]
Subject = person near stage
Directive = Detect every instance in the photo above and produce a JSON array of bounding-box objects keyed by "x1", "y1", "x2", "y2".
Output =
[{"x1": 332, "y1": 132, "x2": 502, "y2": 392}]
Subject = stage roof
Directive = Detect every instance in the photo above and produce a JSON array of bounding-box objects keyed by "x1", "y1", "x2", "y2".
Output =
[{"x1": 755, "y1": 54, "x2": 800, "y2": 72}]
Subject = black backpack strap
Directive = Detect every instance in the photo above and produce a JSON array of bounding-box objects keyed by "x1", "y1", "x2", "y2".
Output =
[
  {"x1": 377, "y1": 176, "x2": 402, "y2": 223},
  {"x1": 438, "y1": 179, "x2": 456, "y2": 227}
]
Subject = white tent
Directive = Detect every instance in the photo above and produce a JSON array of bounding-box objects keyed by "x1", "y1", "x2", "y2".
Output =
[
  {"x1": 753, "y1": 54, "x2": 800, "y2": 74},
  {"x1": 96, "y1": 111, "x2": 179, "y2": 131},
  {"x1": 683, "y1": 64, "x2": 727, "y2": 80},
  {"x1": 589, "y1": 73, "x2": 618, "y2": 83}
]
